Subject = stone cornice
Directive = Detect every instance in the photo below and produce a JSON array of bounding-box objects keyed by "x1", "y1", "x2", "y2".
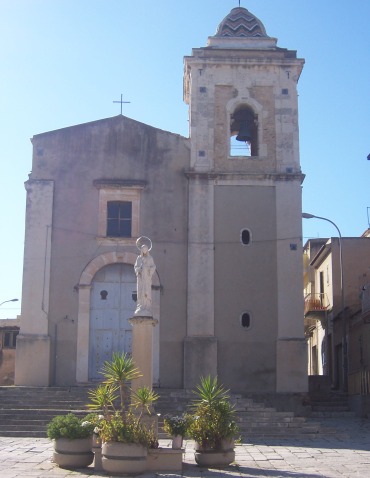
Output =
[
  {"x1": 185, "y1": 171, "x2": 305, "y2": 183},
  {"x1": 93, "y1": 179, "x2": 147, "y2": 189}
]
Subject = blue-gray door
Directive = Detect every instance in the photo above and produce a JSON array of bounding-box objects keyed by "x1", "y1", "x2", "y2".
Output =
[{"x1": 89, "y1": 263, "x2": 136, "y2": 380}]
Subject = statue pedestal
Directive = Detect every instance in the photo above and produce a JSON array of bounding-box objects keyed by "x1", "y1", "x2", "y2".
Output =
[{"x1": 129, "y1": 316, "x2": 158, "y2": 393}]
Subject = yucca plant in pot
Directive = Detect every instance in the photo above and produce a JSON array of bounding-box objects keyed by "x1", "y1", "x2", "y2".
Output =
[
  {"x1": 46, "y1": 413, "x2": 95, "y2": 468},
  {"x1": 187, "y1": 376, "x2": 239, "y2": 467},
  {"x1": 88, "y1": 352, "x2": 157, "y2": 475}
]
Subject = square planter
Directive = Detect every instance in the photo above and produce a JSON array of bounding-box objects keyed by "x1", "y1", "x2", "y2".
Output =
[{"x1": 147, "y1": 447, "x2": 183, "y2": 472}]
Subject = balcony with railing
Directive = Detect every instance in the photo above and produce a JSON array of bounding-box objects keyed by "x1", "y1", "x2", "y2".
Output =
[{"x1": 304, "y1": 293, "x2": 330, "y2": 318}]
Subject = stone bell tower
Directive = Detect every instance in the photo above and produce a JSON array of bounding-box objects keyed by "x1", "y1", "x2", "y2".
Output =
[{"x1": 184, "y1": 7, "x2": 307, "y2": 393}]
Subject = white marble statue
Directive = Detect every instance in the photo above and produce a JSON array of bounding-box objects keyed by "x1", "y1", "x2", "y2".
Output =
[{"x1": 134, "y1": 238, "x2": 156, "y2": 316}]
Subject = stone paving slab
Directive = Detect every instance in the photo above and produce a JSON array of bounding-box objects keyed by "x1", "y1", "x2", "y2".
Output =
[{"x1": 0, "y1": 418, "x2": 370, "y2": 478}]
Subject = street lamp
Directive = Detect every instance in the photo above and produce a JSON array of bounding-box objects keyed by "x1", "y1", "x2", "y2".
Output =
[
  {"x1": 302, "y1": 212, "x2": 347, "y2": 392},
  {"x1": 0, "y1": 298, "x2": 19, "y2": 307}
]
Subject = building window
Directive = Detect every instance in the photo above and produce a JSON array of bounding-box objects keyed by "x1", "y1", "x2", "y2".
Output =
[
  {"x1": 230, "y1": 106, "x2": 258, "y2": 157},
  {"x1": 107, "y1": 201, "x2": 132, "y2": 237},
  {"x1": 3, "y1": 330, "x2": 18, "y2": 348},
  {"x1": 240, "y1": 312, "x2": 251, "y2": 329},
  {"x1": 94, "y1": 180, "x2": 146, "y2": 246},
  {"x1": 240, "y1": 228, "x2": 252, "y2": 245}
]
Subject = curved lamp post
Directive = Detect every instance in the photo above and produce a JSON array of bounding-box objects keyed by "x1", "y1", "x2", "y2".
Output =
[
  {"x1": 302, "y1": 213, "x2": 347, "y2": 392},
  {"x1": 0, "y1": 298, "x2": 19, "y2": 307}
]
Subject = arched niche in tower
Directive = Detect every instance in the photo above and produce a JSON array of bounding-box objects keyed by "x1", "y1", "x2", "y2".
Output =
[{"x1": 230, "y1": 106, "x2": 258, "y2": 157}]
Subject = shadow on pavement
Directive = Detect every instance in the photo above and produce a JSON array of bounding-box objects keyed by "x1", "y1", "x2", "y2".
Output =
[{"x1": 183, "y1": 462, "x2": 325, "y2": 478}]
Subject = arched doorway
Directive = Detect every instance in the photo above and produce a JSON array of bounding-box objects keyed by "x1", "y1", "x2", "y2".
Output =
[
  {"x1": 89, "y1": 263, "x2": 136, "y2": 380},
  {"x1": 76, "y1": 251, "x2": 160, "y2": 385}
]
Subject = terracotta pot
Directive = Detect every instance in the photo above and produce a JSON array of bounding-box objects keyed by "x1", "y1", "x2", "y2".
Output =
[
  {"x1": 53, "y1": 437, "x2": 94, "y2": 468},
  {"x1": 102, "y1": 442, "x2": 147, "y2": 475}
]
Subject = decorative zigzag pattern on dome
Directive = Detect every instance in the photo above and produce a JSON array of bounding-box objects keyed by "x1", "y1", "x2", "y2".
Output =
[{"x1": 215, "y1": 7, "x2": 268, "y2": 38}]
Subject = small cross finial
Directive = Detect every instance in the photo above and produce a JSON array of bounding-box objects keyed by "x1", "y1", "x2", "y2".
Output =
[{"x1": 113, "y1": 93, "x2": 131, "y2": 114}]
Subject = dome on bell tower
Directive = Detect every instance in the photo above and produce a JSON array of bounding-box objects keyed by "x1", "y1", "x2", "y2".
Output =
[
  {"x1": 207, "y1": 7, "x2": 277, "y2": 49},
  {"x1": 215, "y1": 7, "x2": 268, "y2": 38}
]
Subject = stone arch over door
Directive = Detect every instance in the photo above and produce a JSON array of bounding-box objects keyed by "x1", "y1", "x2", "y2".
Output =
[{"x1": 76, "y1": 252, "x2": 160, "y2": 384}]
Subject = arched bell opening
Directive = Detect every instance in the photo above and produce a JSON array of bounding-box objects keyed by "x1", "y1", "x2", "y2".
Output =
[{"x1": 230, "y1": 106, "x2": 258, "y2": 157}]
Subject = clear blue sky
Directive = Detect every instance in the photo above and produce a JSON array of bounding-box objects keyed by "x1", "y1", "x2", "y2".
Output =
[{"x1": 1, "y1": 0, "x2": 369, "y2": 319}]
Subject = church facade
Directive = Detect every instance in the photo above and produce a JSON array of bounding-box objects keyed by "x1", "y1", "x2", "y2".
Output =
[{"x1": 15, "y1": 7, "x2": 307, "y2": 394}]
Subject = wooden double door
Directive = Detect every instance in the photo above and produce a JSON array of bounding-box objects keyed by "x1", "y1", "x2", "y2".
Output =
[{"x1": 89, "y1": 263, "x2": 136, "y2": 380}]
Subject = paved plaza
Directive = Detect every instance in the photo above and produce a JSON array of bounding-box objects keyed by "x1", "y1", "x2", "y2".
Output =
[{"x1": 0, "y1": 418, "x2": 370, "y2": 478}]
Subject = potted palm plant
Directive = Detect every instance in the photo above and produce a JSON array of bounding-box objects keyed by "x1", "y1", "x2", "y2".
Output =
[
  {"x1": 47, "y1": 413, "x2": 95, "y2": 468},
  {"x1": 88, "y1": 352, "x2": 157, "y2": 475},
  {"x1": 187, "y1": 376, "x2": 239, "y2": 467}
]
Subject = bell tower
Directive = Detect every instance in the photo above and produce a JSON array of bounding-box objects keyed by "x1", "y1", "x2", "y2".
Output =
[{"x1": 184, "y1": 7, "x2": 307, "y2": 392}]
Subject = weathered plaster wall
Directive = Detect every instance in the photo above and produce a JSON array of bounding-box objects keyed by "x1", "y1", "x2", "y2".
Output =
[
  {"x1": 214, "y1": 184, "x2": 278, "y2": 392},
  {"x1": 29, "y1": 116, "x2": 190, "y2": 386},
  {"x1": 0, "y1": 349, "x2": 16, "y2": 385}
]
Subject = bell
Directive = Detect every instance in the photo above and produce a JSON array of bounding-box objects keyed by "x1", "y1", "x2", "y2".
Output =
[{"x1": 236, "y1": 121, "x2": 252, "y2": 142}]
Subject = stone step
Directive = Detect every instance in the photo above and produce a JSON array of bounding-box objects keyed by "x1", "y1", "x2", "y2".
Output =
[
  {"x1": 1, "y1": 423, "x2": 48, "y2": 432},
  {"x1": 311, "y1": 405, "x2": 350, "y2": 412},
  {"x1": 0, "y1": 414, "x2": 88, "y2": 424},
  {"x1": 237, "y1": 416, "x2": 306, "y2": 424},
  {"x1": 237, "y1": 410, "x2": 295, "y2": 418},
  {"x1": 311, "y1": 411, "x2": 356, "y2": 418},
  {"x1": 310, "y1": 394, "x2": 348, "y2": 402},
  {"x1": 239, "y1": 421, "x2": 320, "y2": 431},
  {"x1": 0, "y1": 403, "x2": 90, "y2": 410},
  {"x1": 0, "y1": 430, "x2": 47, "y2": 438},
  {"x1": 0, "y1": 408, "x2": 89, "y2": 416},
  {"x1": 240, "y1": 428, "x2": 320, "y2": 437},
  {"x1": 0, "y1": 386, "x2": 90, "y2": 395}
]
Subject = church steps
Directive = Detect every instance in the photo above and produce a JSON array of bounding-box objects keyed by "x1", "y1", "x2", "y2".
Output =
[
  {"x1": 309, "y1": 392, "x2": 355, "y2": 419},
  {"x1": 0, "y1": 386, "x2": 92, "y2": 438},
  {"x1": 0, "y1": 386, "x2": 350, "y2": 439}
]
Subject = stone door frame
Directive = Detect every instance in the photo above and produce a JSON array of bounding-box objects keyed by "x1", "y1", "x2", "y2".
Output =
[{"x1": 76, "y1": 251, "x2": 160, "y2": 383}]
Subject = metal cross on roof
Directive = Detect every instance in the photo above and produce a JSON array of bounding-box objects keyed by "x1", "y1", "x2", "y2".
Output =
[{"x1": 113, "y1": 93, "x2": 131, "y2": 114}]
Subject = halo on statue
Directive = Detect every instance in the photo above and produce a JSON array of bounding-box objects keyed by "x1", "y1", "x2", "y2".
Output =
[{"x1": 136, "y1": 236, "x2": 153, "y2": 252}]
